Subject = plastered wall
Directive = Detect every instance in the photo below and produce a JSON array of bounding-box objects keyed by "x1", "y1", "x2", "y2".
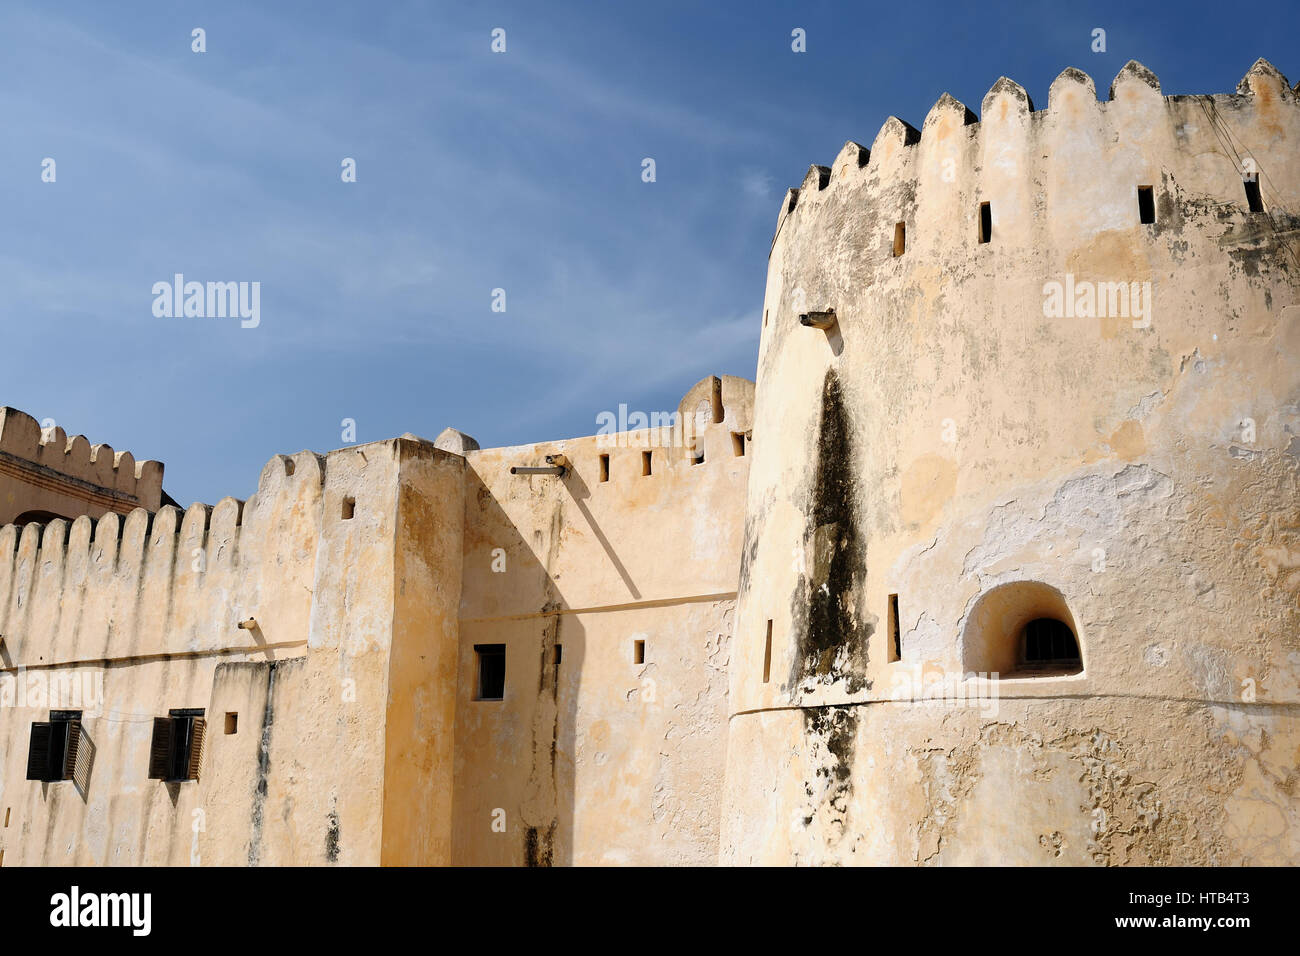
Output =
[
  {"x1": 0, "y1": 375, "x2": 750, "y2": 867},
  {"x1": 722, "y1": 60, "x2": 1300, "y2": 865},
  {"x1": 0, "y1": 437, "x2": 465, "y2": 866},
  {"x1": 452, "y1": 376, "x2": 752, "y2": 865}
]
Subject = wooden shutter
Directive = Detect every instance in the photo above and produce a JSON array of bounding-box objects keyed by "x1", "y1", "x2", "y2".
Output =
[
  {"x1": 186, "y1": 717, "x2": 206, "y2": 781},
  {"x1": 26, "y1": 722, "x2": 52, "y2": 780},
  {"x1": 148, "y1": 717, "x2": 173, "y2": 780},
  {"x1": 62, "y1": 719, "x2": 81, "y2": 781},
  {"x1": 71, "y1": 722, "x2": 93, "y2": 792}
]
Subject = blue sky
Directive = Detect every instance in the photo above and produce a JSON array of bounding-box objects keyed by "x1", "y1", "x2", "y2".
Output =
[{"x1": 1, "y1": 0, "x2": 1295, "y2": 505}]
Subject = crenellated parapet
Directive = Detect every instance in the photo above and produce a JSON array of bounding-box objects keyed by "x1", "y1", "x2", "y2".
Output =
[
  {"x1": 0, "y1": 406, "x2": 164, "y2": 523},
  {"x1": 0, "y1": 438, "x2": 403, "y2": 669},
  {"x1": 768, "y1": 59, "x2": 1298, "y2": 275}
]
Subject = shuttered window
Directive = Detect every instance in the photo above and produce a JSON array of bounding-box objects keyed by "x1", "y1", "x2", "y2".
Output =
[
  {"x1": 25, "y1": 711, "x2": 83, "y2": 782},
  {"x1": 148, "y1": 709, "x2": 206, "y2": 782}
]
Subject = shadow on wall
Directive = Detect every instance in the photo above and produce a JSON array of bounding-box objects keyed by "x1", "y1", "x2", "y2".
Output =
[{"x1": 455, "y1": 467, "x2": 584, "y2": 867}]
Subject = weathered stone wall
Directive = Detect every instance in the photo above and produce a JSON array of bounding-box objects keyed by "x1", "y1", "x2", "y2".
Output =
[
  {"x1": 0, "y1": 374, "x2": 749, "y2": 867},
  {"x1": 451, "y1": 376, "x2": 752, "y2": 865},
  {"x1": 0, "y1": 437, "x2": 465, "y2": 866},
  {"x1": 722, "y1": 60, "x2": 1300, "y2": 865}
]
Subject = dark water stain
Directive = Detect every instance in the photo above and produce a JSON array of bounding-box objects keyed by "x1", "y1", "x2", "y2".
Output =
[
  {"x1": 789, "y1": 370, "x2": 871, "y2": 692},
  {"x1": 737, "y1": 489, "x2": 770, "y2": 595},
  {"x1": 247, "y1": 660, "x2": 280, "y2": 866},
  {"x1": 325, "y1": 800, "x2": 341, "y2": 863},
  {"x1": 524, "y1": 822, "x2": 555, "y2": 867},
  {"x1": 801, "y1": 706, "x2": 859, "y2": 826}
]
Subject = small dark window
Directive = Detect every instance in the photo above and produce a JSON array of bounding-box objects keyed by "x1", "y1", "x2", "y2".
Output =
[
  {"x1": 893, "y1": 221, "x2": 906, "y2": 257},
  {"x1": 1020, "y1": 619, "x2": 1081, "y2": 671},
  {"x1": 224, "y1": 712, "x2": 238, "y2": 735},
  {"x1": 149, "y1": 710, "x2": 206, "y2": 782},
  {"x1": 762, "y1": 621, "x2": 773, "y2": 683},
  {"x1": 599, "y1": 454, "x2": 610, "y2": 483},
  {"x1": 1244, "y1": 178, "x2": 1264, "y2": 213},
  {"x1": 1137, "y1": 186, "x2": 1155, "y2": 224},
  {"x1": 642, "y1": 451, "x2": 653, "y2": 476},
  {"x1": 3, "y1": 807, "x2": 9, "y2": 827},
  {"x1": 978, "y1": 202, "x2": 992, "y2": 244},
  {"x1": 341, "y1": 497, "x2": 355, "y2": 520},
  {"x1": 764, "y1": 309, "x2": 769, "y2": 327},
  {"x1": 553, "y1": 644, "x2": 563, "y2": 683},
  {"x1": 732, "y1": 432, "x2": 746, "y2": 457},
  {"x1": 634, "y1": 639, "x2": 646, "y2": 664},
  {"x1": 888, "y1": 594, "x2": 901, "y2": 662},
  {"x1": 475, "y1": 644, "x2": 506, "y2": 700},
  {"x1": 26, "y1": 710, "x2": 83, "y2": 782}
]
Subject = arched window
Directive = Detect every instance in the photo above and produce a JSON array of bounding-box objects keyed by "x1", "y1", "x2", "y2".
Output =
[
  {"x1": 1020, "y1": 617, "x2": 1081, "y2": 672},
  {"x1": 961, "y1": 581, "x2": 1084, "y2": 677}
]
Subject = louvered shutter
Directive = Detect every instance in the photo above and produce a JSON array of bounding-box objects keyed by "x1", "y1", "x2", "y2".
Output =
[
  {"x1": 186, "y1": 717, "x2": 205, "y2": 781},
  {"x1": 62, "y1": 719, "x2": 81, "y2": 780},
  {"x1": 71, "y1": 722, "x2": 93, "y2": 792},
  {"x1": 148, "y1": 717, "x2": 173, "y2": 780},
  {"x1": 26, "y1": 722, "x2": 52, "y2": 780}
]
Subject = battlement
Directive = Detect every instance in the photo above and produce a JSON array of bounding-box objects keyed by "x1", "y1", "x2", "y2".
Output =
[
  {"x1": 0, "y1": 406, "x2": 164, "y2": 519},
  {"x1": 771, "y1": 59, "x2": 1299, "y2": 258},
  {"x1": 0, "y1": 437, "x2": 425, "y2": 669}
]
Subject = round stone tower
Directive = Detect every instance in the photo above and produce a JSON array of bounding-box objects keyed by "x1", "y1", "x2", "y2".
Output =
[{"x1": 721, "y1": 60, "x2": 1300, "y2": 865}]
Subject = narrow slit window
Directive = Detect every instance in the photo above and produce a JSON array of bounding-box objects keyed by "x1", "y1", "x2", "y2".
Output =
[
  {"x1": 341, "y1": 497, "x2": 356, "y2": 520},
  {"x1": 888, "y1": 595, "x2": 901, "y2": 662},
  {"x1": 762, "y1": 620, "x2": 773, "y2": 683},
  {"x1": 763, "y1": 309, "x2": 769, "y2": 327},
  {"x1": 4, "y1": 807, "x2": 10, "y2": 827},
  {"x1": 978, "y1": 202, "x2": 992, "y2": 244},
  {"x1": 475, "y1": 644, "x2": 506, "y2": 700},
  {"x1": 148, "y1": 709, "x2": 206, "y2": 783},
  {"x1": 642, "y1": 451, "x2": 653, "y2": 476},
  {"x1": 1244, "y1": 178, "x2": 1264, "y2": 213},
  {"x1": 732, "y1": 432, "x2": 746, "y2": 457},
  {"x1": 554, "y1": 644, "x2": 563, "y2": 683},
  {"x1": 893, "y1": 221, "x2": 906, "y2": 257},
  {"x1": 1137, "y1": 186, "x2": 1155, "y2": 224},
  {"x1": 599, "y1": 454, "x2": 610, "y2": 483},
  {"x1": 224, "y1": 712, "x2": 238, "y2": 735},
  {"x1": 634, "y1": 639, "x2": 646, "y2": 665}
]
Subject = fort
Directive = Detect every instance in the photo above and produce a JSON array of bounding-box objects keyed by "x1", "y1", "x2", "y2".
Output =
[{"x1": 0, "y1": 58, "x2": 1297, "y2": 866}]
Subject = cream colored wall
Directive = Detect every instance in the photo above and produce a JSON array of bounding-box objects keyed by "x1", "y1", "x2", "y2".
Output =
[
  {"x1": 381, "y1": 442, "x2": 464, "y2": 866},
  {"x1": 0, "y1": 377, "x2": 749, "y2": 868},
  {"x1": 0, "y1": 436, "x2": 464, "y2": 867},
  {"x1": 723, "y1": 60, "x2": 1300, "y2": 864},
  {"x1": 0, "y1": 407, "x2": 162, "y2": 526},
  {"x1": 451, "y1": 377, "x2": 751, "y2": 865}
]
